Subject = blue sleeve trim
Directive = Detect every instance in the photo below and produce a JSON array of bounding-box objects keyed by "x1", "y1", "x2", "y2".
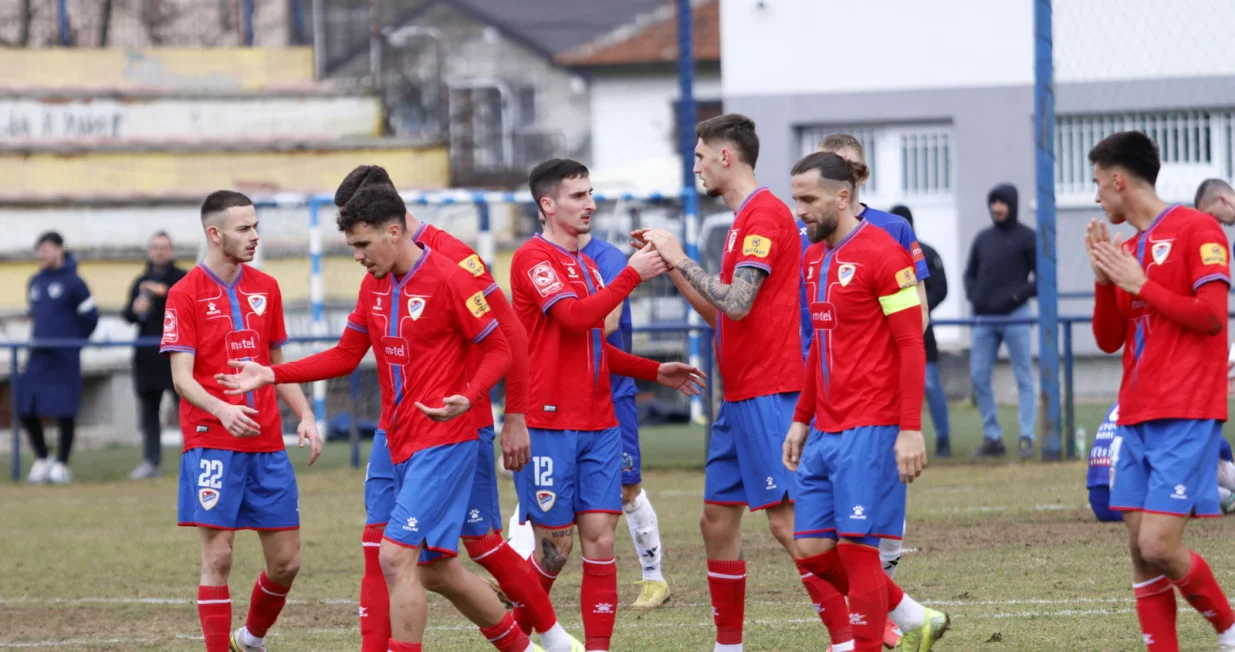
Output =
[
  {"x1": 270, "y1": 338, "x2": 289, "y2": 349},
  {"x1": 482, "y1": 282, "x2": 501, "y2": 297},
  {"x1": 346, "y1": 321, "x2": 368, "y2": 334},
  {"x1": 540, "y1": 291, "x2": 578, "y2": 314},
  {"x1": 734, "y1": 261, "x2": 773, "y2": 274},
  {"x1": 160, "y1": 345, "x2": 195, "y2": 355},
  {"x1": 472, "y1": 320, "x2": 498, "y2": 343},
  {"x1": 914, "y1": 258, "x2": 932, "y2": 281},
  {"x1": 1193, "y1": 274, "x2": 1231, "y2": 291}
]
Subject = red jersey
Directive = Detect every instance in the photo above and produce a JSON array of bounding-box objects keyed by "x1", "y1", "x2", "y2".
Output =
[
  {"x1": 346, "y1": 247, "x2": 502, "y2": 463},
  {"x1": 717, "y1": 187, "x2": 804, "y2": 401},
  {"x1": 412, "y1": 222, "x2": 501, "y2": 429},
  {"x1": 160, "y1": 264, "x2": 289, "y2": 453},
  {"x1": 511, "y1": 234, "x2": 639, "y2": 430},
  {"x1": 1095, "y1": 205, "x2": 1230, "y2": 425},
  {"x1": 798, "y1": 222, "x2": 924, "y2": 431}
]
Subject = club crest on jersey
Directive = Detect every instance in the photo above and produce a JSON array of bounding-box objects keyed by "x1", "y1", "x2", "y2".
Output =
[
  {"x1": 162, "y1": 309, "x2": 178, "y2": 343},
  {"x1": 198, "y1": 488, "x2": 220, "y2": 511},
  {"x1": 247, "y1": 294, "x2": 266, "y2": 316},
  {"x1": 536, "y1": 490, "x2": 556, "y2": 512},
  {"x1": 529, "y1": 262, "x2": 563, "y2": 297},
  {"x1": 407, "y1": 296, "x2": 426, "y2": 321},
  {"x1": 1152, "y1": 242, "x2": 1171, "y2": 265},
  {"x1": 838, "y1": 264, "x2": 856, "y2": 287},
  {"x1": 727, "y1": 229, "x2": 739, "y2": 253}
]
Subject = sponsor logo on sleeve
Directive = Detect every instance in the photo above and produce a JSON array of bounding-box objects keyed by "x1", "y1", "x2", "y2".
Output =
[
  {"x1": 742, "y1": 234, "x2": 771, "y2": 258},
  {"x1": 467, "y1": 291, "x2": 492, "y2": 318},
  {"x1": 895, "y1": 267, "x2": 917, "y2": 289},
  {"x1": 162, "y1": 309, "x2": 178, "y2": 343},
  {"x1": 1201, "y1": 243, "x2": 1228, "y2": 266},
  {"x1": 459, "y1": 254, "x2": 486, "y2": 277}
]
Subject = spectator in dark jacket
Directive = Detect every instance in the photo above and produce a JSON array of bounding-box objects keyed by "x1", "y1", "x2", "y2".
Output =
[
  {"x1": 21, "y1": 232, "x2": 99, "y2": 484},
  {"x1": 122, "y1": 231, "x2": 186, "y2": 479},
  {"x1": 891, "y1": 205, "x2": 951, "y2": 456},
  {"x1": 964, "y1": 183, "x2": 1037, "y2": 459}
]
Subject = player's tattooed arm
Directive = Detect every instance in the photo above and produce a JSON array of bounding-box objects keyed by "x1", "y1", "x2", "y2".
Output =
[{"x1": 676, "y1": 260, "x2": 767, "y2": 320}]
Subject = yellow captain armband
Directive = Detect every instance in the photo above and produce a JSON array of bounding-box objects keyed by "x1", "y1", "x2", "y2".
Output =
[{"x1": 878, "y1": 286, "x2": 921, "y2": 315}]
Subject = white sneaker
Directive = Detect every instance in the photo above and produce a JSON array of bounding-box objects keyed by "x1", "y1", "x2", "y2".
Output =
[
  {"x1": 48, "y1": 461, "x2": 71, "y2": 485},
  {"x1": 26, "y1": 458, "x2": 52, "y2": 484}
]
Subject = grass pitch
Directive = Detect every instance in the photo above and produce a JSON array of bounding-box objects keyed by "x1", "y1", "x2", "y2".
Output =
[{"x1": 4, "y1": 403, "x2": 1235, "y2": 650}]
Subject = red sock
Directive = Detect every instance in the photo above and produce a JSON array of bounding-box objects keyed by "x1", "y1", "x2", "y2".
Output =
[
  {"x1": 480, "y1": 612, "x2": 533, "y2": 652},
  {"x1": 361, "y1": 525, "x2": 392, "y2": 652},
  {"x1": 1172, "y1": 550, "x2": 1235, "y2": 633},
  {"x1": 837, "y1": 544, "x2": 888, "y2": 652},
  {"x1": 1135, "y1": 575, "x2": 1179, "y2": 652},
  {"x1": 581, "y1": 557, "x2": 618, "y2": 651},
  {"x1": 244, "y1": 571, "x2": 291, "y2": 638},
  {"x1": 885, "y1": 573, "x2": 904, "y2": 611},
  {"x1": 196, "y1": 585, "x2": 232, "y2": 652},
  {"x1": 466, "y1": 533, "x2": 558, "y2": 635},
  {"x1": 707, "y1": 559, "x2": 746, "y2": 646},
  {"x1": 797, "y1": 556, "x2": 854, "y2": 646},
  {"x1": 386, "y1": 640, "x2": 422, "y2": 652},
  {"x1": 530, "y1": 556, "x2": 559, "y2": 595}
]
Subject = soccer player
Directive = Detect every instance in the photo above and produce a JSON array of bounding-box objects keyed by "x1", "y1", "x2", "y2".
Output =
[
  {"x1": 219, "y1": 185, "x2": 543, "y2": 652},
  {"x1": 783, "y1": 151, "x2": 950, "y2": 652},
  {"x1": 329, "y1": 166, "x2": 578, "y2": 652},
  {"x1": 507, "y1": 229, "x2": 672, "y2": 609},
  {"x1": 511, "y1": 158, "x2": 705, "y2": 652},
  {"x1": 1195, "y1": 178, "x2": 1235, "y2": 226},
  {"x1": 637, "y1": 114, "x2": 846, "y2": 652},
  {"x1": 1086, "y1": 130, "x2": 1235, "y2": 651},
  {"x1": 161, "y1": 190, "x2": 322, "y2": 652}
]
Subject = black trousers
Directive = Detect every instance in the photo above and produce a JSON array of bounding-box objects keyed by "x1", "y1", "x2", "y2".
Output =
[
  {"x1": 138, "y1": 389, "x2": 180, "y2": 467},
  {"x1": 21, "y1": 415, "x2": 75, "y2": 464}
]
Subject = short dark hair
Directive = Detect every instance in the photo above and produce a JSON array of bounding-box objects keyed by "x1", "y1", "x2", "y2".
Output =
[
  {"x1": 889, "y1": 204, "x2": 914, "y2": 227},
  {"x1": 36, "y1": 231, "x2": 63, "y2": 248},
  {"x1": 335, "y1": 165, "x2": 395, "y2": 208},
  {"x1": 1088, "y1": 131, "x2": 1161, "y2": 185},
  {"x1": 337, "y1": 185, "x2": 407, "y2": 233},
  {"x1": 200, "y1": 190, "x2": 253, "y2": 223},
  {"x1": 696, "y1": 113, "x2": 760, "y2": 168},
  {"x1": 529, "y1": 158, "x2": 590, "y2": 206},
  {"x1": 1195, "y1": 178, "x2": 1234, "y2": 210},
  {"x1": 150, "y1": 230, "x2": 172, "y2": 243},
  {"x1": 791, "y1": 151, "x2": 870, "y2": 188}
]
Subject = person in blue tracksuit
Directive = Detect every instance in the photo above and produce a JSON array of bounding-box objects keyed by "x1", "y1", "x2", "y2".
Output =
[{"x1": 20, "y1": 232, "x2": 99, "y2": 485}]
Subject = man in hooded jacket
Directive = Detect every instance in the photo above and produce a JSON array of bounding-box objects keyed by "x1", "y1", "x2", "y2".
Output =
[
  {"x1": 964, "y1": 183, "x2": 1037, "y2": 459},
  {"x1": 21, "y1": 231, "x2": 99, "y2": 484}
]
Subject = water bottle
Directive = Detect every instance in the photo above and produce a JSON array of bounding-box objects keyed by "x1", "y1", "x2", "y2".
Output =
[{"x1": 1075, "y1": 427, "x2": 1087, "y2": 458}]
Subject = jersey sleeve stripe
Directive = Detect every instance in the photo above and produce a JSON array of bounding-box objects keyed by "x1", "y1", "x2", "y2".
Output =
[
  {"x1": 734, "y1": 261, "x2": 772, "y2": 274},
  {"x1": 270, "y1": 337, "x2": 289, "y2": 349},
  {"x1": 914, "y1": 259, "x2": 931, "y2": 280},
  {"x1": 540, "y1": 291, "x2": 578, "y2": 313},
  {"x1": 160, "y1": 345, "x2": 196, "y2": 355},
  {"x1": 1193, "y1": 273, "x2": 1231, "y2": 291},
  {"x1": 878, "y1": 286, "x2": 922, "y2": 315},
  {"x1": 482, "y1": 282, "x2": 500, "y2": 296},
  {"x1": 346, "y1": 321, "x2": 369, "y2": 333},
  {"x1": 471, "y1": 320, "x2": 498, "y2": 344}
]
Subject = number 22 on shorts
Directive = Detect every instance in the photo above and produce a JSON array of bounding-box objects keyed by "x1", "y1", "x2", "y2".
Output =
[{"x1": 197, "y1": 459, "x2": 224, "y2": 511}]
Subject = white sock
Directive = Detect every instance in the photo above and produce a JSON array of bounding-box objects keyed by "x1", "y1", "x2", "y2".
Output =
[
  {"x1": 623, "y1": 489, "x2": 664, "y2": 582},
  {"x1": 713, "y1": 644, "x2": 742, "y2": 652},
  {"x1": 879, "y1": 536, "x2": 904, "y2": 580},
  {"x1": 522, "y1": 642, "x2": 536, "y2": 652},
  {"x1": 239, "y1": 626, "x2": 262, "y2": 647},
  {"x1": 1219, "y1": 622, "x2": 1235, "y2": 645},
  {"x1": 888, "y1": 593, "x2": 927, "y2": 632},
  {"x1": 1221, "y1": 487, "x2": 1234, "y2": 511},
  {"x1": 507, "y1": 504, "x2": 535, "y2": 559},
  {"x1": 831, "y1": 641, "x2": 855, "y2": 652},
  {"x1": 538, "y1": 622, "x2": 572, "y2": 652}
]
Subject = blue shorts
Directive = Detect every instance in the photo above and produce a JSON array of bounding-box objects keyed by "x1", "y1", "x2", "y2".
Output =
[
  {"x1": 364, "y1": 431, "x2": 396, "y2": 526},
  {"x1": 705, "y1": 393, "x2": 798, "y2": 510},
  {"x1": 615, "y1": 394, "x2": 642, "y2": 486},
  {"x1": 462, "y1": 427, "x2": 503, "y2": 538},
  {"x1": 1110, "y1": 419, "x2": 1222, "y2": 518},
  {"x1": 385, "y1": 439, "x2": 479, "y2": 564},
  {"x1": 515, "y1": 427, "x2": 622, "y2": 528},
  {"x1": 1088, "y1": 486, "x2": 1123, "y2": 522},
  {"x1": 794, "y1": 426, "x2": 906, "y2": 546},
  {"x1": 177, "y1": 448, "x2": 299, "y2": 530}
]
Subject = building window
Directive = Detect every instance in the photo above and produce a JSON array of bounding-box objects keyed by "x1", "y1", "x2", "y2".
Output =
[
  {"x1": 1056, "y1": 109, "x2": 1233, "y2": 203},
  {"x1": 900, "y1": 129, "x2": 951, "y2": 196}
]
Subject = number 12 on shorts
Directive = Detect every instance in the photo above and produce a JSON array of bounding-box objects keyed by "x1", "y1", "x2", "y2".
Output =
[{"x1": 532, "y1": 456, "x2": 554, "y2": 486}]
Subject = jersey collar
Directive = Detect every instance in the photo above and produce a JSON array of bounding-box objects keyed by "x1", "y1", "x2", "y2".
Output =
[
  {"x1": 391, "y1": 245, "x2": 432, "y2": 292},
  {"x1": 736, "y1": 186, "x2": 769, "y2": 215},
  {"x1": 533, "y1": 232, "x2": 581, "y2": 255},
  {"x1": 199, "y1": 262, "x2": 244, "y2": 290}
]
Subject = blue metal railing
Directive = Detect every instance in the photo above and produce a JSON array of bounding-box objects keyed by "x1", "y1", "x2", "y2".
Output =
[{"x1": 4, "y1": 327, "x2": 716, "y2": 482}]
